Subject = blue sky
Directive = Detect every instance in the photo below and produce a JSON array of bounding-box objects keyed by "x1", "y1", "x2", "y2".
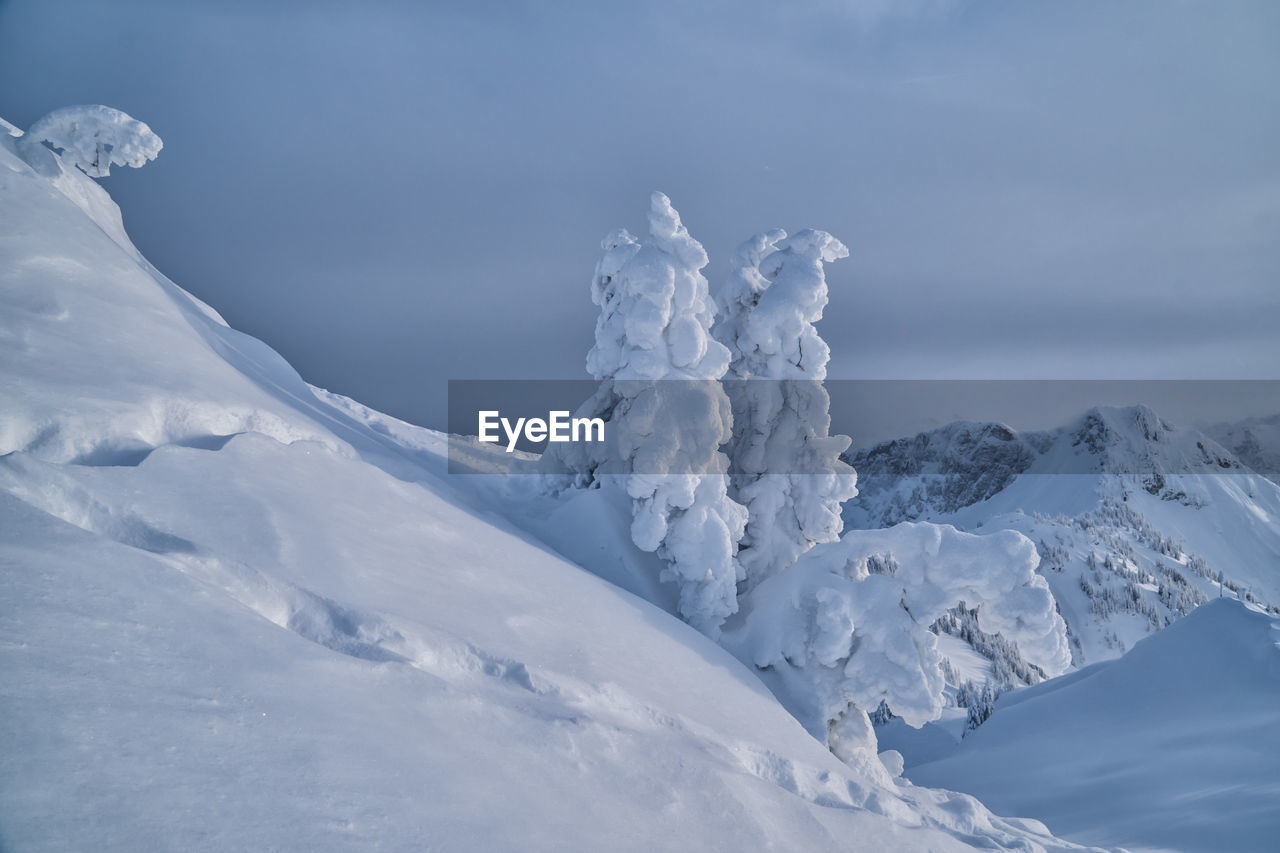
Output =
[{"x1": 2, "y1": 0, "x2": 1277, "y2": 429}]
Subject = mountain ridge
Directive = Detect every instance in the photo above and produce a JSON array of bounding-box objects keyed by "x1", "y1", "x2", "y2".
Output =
[{"x1": 844, "y1": 404, "x2": 1280, "y2": 674}]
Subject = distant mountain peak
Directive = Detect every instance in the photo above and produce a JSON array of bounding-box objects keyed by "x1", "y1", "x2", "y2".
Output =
[
  {"x1": 1205, "y1": 412, "x2": 1280, "y2": 484},
  {"x1": 1072, "y1": 404, "x2": 1171, "y2": 448}
]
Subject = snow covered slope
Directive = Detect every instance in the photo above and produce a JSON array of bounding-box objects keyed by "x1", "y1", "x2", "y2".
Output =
[
  {"x1": 1206, "y1": 412, "x2": 1280, "y2": 485},
  {"x1": 0, "y1": 124, "x2": 1092, "y2": 850},
  {"x1": 907, "y1": 599, "x2": 1280, "y2": 853},
  {"x1": 844, "y1": 408, "x2": 1280, "y2": 668}
]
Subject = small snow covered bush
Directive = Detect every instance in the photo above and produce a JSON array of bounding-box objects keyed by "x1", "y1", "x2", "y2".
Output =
[
  {"x1": 723, "y1": 522, "x2": 1070, "y2": 759},
  {"x1": 19, "y1": 105, "x2": 162, "y2": 177}
]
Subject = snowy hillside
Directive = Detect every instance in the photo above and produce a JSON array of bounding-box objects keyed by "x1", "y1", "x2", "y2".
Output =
[
  {"x1": 907, "y1": 599, "x2": 1280, "y2": 853},
  {"x1": 0, "y1": 122, "x2": 1098, "y2": 850},
  {"x1": 844, "y1": 407, "x2": 1280, "y2": 668},
  {"x1": 1206, "y1": 413, "x2": 1280, "y2": 485}
]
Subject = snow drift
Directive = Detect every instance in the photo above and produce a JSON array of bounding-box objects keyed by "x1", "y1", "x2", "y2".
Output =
[{"x1": 908, "y1": 599, "x2": 1280, "y2": 853}]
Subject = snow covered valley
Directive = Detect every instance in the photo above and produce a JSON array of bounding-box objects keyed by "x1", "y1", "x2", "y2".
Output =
[
  {"x1": 3, "y1": 112, "x2": 1278, "y2": 852},
  {"x1": 906, "y1": 599, "x2": 1280, "y2": 853}
]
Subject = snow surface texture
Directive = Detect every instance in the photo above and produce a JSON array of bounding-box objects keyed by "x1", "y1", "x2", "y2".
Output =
[
  {"x1": 716, "y1": 230, "x2": 858, "y2": 591},
  {"x1": 908, "y1": 599, "x2": 1280, "y2": 853},
  {"x1": 0, "y1": 119, "x2": 1096, "y2": 851},
  {"x1": 544, "y1": 193, "x2": 747, "y2": 636},
  {"x1": 17, "y1": 105, "x2": 162, "y2": 178}
]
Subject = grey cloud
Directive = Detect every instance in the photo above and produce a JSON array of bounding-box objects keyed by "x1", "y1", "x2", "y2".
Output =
[{"x1": 2, "y1": 0, "x2": 1275, "y2": 429}]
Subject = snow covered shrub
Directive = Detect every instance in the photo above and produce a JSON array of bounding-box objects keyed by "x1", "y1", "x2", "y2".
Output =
[
  {"x1": 543, "y1": 193, "x2": 746, "y2": 636},
  {"x1": 723, "y1": 522, "x2": 1070, "y2": 759},
  {"x1": 18, "y1": 105, "x2": 162, "y2": 177},
  {"x1": 715, "y1": 229, "x2": 857, "y2": 590}
]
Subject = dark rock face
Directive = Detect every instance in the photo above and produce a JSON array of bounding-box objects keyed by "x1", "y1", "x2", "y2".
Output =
[
  {"x1": 845, "y1": 421, "x2": 1038, "y2": 527},
  {"x1": 843, "y1": 405, "x2": 1246, "y2": 527}
]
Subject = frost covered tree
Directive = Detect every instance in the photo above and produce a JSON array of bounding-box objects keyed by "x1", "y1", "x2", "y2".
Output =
[
  {"x1": 959, "y1": 680, "x2": 999, "y2": 732},
  {"x1": 715, "y1": 229, "x2": 857, "y2": 590},
  {"x1": 717, "y1": 229, "x2": 787, "y2": 381},
  {"x1": 543, "y1": 192, "x2": 747, "y2": 636},
  {"x1": 17, "y1": 105, "x2": 162, "y2": 178},
  {"x1": 722, "y1": 522, "x2": 1071, "y2": 763}
]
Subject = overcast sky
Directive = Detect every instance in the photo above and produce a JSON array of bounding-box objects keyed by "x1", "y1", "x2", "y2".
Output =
[{"x1": 3, "y1": 0, "x2": 1277, "y2": 430}]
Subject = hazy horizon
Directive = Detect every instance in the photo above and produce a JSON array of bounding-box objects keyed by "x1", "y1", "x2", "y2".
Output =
[{"x1": 3, "y1": 0, "x2": 1277, "y2": 430}]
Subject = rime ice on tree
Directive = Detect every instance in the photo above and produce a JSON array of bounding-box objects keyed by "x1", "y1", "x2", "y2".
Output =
[
  {"x1": 18, "y1": 105, "x2": 162, "y2": 178},
  {"x1": 724, "y1": 522, "x2": 1071, "y2": 761},
  {"x1": 716, "y1": 228, "x2": 858, "y2": 590},
  {"x1": 545, "y1": 193, "x2": 746, "y2": 636}
]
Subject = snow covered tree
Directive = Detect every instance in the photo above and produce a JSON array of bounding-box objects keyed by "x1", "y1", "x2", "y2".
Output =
[
  {"x1": 960, "y1": 681, "x2": 999, "y2": 732},
  {"x1": 717, "y1": 228, "x2": 787, "y2": 381},
  {"x1": 722, "y1": 522, "x2": 1071, "y2": 761},
  {"x1": 715, "y1": 229, "x2": 857, "y2": 590},
  {"x1": 543, "y1": 193, "x2": 747, "y2": 636},
  {"x1": 18, "y1": 105, "x2": 162, "y2": 178}
]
